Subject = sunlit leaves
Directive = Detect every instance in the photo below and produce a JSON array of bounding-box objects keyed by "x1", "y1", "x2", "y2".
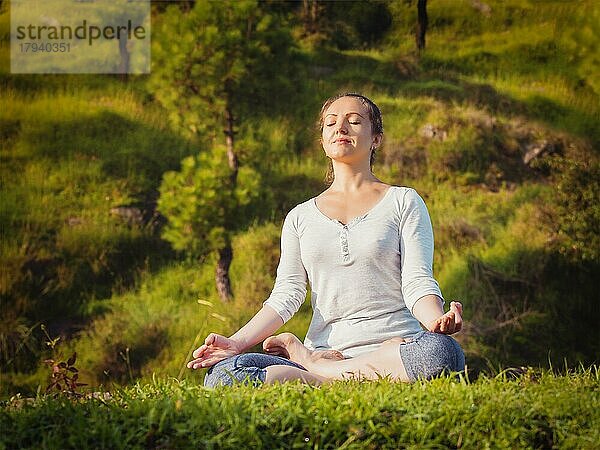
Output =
[{"x1": 157, "y1": 146, "x2": 261, "y2": 259}]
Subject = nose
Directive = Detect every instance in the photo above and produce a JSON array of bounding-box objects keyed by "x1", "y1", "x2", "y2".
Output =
[{"x1": 333, "y1": 118, "x2": 348, "y2": 135}]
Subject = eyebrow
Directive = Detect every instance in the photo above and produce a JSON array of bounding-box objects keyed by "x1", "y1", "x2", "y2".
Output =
[{"x1": 324, "y1": 112, "x2": 365, "y2": 119}]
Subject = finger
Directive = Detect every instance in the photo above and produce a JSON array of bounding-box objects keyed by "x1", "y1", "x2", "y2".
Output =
[
  {"x1": 453, "y1": 301, "x2": 463, "y2": 316},
  {"x1": 192, "y1": 346, "x2": 218, "y2": 361},
  {"x1": 429, "y1": 318, "x2": 439, "y2": 332},
  {"x1": 188, "y1": 352, "x2": 213, "y2": 365},
  {"x1": 449, "y1": 311, "x2": 459, "y2": 334},
  {"x1": 192, "y1": 344, "x2": 207, "y2": 359},
  {"x1": 440, "y1": 317, "x2": 447, "y2": 332},
  {"x1": 194, "y1": 356, "x2": 225, "y2": 368},
  {"x1": 444, "y1": 314, "x2": 454, "y2": 333},
  {"x1": 189, "y1": 358, "x2": 210, "y2": 369},
  {"x1": 266, "y1": 346, "x2": 288, "y2": 357},
  {"x1": 266, "y1": 346, "x2": 286, "y2": 354},
  {"x1": 205, "y1": 333, "x2": 219, "y2": 346},
  {"x1": 447, "y1": 311, "x2": 455, "y2": 323},
  {"x1": 188, "y1": 358, "x2": 203, "y2": 369},
  {"x1": 265, "y1": 345, "x2": 284, "y2": 352},
  {"x1": 454, "y1": 310, "x2": 463, "y2": 331},
  {"x1": 188, "y1": 345, "x2": 222, "y2": 367}
]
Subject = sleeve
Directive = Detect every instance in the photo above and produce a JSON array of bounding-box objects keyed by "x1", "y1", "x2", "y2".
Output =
[
  {"x1": 262, "y1": 208, "x2": 308, "y2": 324},
  {"x1": 399, "y1": 188, "x2": 445, "y2": 315}
]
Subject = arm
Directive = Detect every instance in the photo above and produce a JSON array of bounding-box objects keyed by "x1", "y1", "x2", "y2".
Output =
[
  {"x1": 233, "y1": 209, "x2": 308, "y2": 347},
  {"x1": 412, "y1": 294, "x2": 463, "y2": 334},
  {"x1": 399, "y1": 189, "x2": 463, "y2": 334},
  {"x1": 188, "y1": 305, "x2": 284, "y2": 369},
  {"x1": 261, "y1": 208, "x2": 309, "y2": 324},
  {"x1": 227, "y1": 304, "x2": 284, "y2": 352},
  {"x1": 188, "y1": 209, "x2": 308, "y2": 370}
]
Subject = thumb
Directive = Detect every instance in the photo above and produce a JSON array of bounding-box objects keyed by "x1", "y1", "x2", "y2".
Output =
[
  {"x1": 205, "y1": 333, "x2": 217, "y2": 346},
  {"x1": 451, "y1": 301, "x2": 463, "y2": 315},
  {"x1": 206, "y1": 333, "x2": 230, "y2": 349}
]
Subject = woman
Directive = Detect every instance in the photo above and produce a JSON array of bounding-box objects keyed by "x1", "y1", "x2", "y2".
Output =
[{"x1": 188, "y1": 92, "x2": 465, "y2": 387}]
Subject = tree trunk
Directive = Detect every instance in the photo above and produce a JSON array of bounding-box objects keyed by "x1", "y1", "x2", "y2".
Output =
[
  {"x1": 224, "y1": 105, "x2": 239, "y2": 185},
  {"x1": 416, "y1": 0, "x2": 428, "y2": 52},
  {"x1": 215, "y1": 244, "x2": 233, "y2": 302},
  {"x1": 302, "y1": 0, "x2": 310, "y2": 33},
  {"x1": 215, "y1": 100, "x2": 238, "y2": 302},
  {"x1": 302, "y1": 0, "x2": 319, "y2": 35},
  {"x1": 311, "y1": 0, "x2": 319, "y2": 34},
  {"x1": 118, "y1": 34, "x2": 130, "y2": 80}
]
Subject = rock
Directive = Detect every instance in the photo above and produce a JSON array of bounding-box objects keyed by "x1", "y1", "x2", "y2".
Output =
[
  {"x1": 420, "y1": 124, "x2": 448, "y2": 141},
  {"x1": 522, "y1": 139, "x2": 556, "y2": 165},
  {"x1": 65, "y1": 216, "x2": 84, "y2": 227},
  {"x1": 110, "y1": 205, "x2": 145, "y2": 225},
  {"x1": 472, "y1": 0, "x2": 492, "y2": 16}
]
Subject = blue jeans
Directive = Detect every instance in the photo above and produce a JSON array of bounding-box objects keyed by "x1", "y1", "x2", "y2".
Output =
[
  {"x1": 204, "y1": 353, "x2": 308, "y2": 388},
  {"x1": 398, "y1": 330, "x2": 466, "y2": 382},
  {"x1": 203, "y1": 331, "x2": 465, "y2": 387}
]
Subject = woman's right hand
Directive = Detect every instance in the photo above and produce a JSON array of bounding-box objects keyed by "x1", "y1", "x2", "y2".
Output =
[{"x1": 187, "y1": 333, "x2": 244, "y2": 370}]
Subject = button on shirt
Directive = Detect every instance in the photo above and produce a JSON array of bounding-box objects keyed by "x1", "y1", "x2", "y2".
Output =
[{"x1": 263, "y1": 185, "x2": 445, "y2": 359}]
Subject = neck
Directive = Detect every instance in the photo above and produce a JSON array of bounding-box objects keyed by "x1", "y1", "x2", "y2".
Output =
[{"x1": 329, "y1": 161, "x2": 380, "y2": 193}]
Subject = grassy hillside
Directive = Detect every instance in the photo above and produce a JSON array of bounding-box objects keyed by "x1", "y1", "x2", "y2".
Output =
[
  {"x1": 2, "y1": 366, "x2": 599, "y2": 449},
  {"x1": 1, "y1": 0, "x2": 599, "y2": 399}
]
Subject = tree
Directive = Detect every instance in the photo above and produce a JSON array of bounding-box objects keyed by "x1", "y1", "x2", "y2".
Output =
[
  {"x1": 297, "y1": 0, "x2": 393, "y2": 50},
  {"x1": 416, "y1": 0, "x2": 428, "y2": 51},
  {"x1": 149, "y1": 0, "x2": 299, "y2": 301},
  {"x1": 157, "y1": 146, "x2": 261, "y2": 298}
]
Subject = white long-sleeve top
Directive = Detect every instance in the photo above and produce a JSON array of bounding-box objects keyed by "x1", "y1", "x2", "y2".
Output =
[{"x1": 262, "y1": 185, "x2": 445, "y2": 358}]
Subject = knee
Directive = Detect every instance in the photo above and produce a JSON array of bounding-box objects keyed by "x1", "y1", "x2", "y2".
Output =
[
  {"x1": 423, "y1": 333, "x2": 465, "y2": 379},
  {"x1": 203, "y1": 354, "x2": 267, "y2": 388},
  {"x1": 402, "y1": 332, "x2": 465, "y2": 382},
  {"x1": 203, "y1": 355, "x2": 239, "y2": 388}
]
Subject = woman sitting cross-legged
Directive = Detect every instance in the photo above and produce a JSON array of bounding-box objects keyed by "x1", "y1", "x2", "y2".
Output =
[{"x1": 187, "y1": 92, "x2": 465, "y2": 387}]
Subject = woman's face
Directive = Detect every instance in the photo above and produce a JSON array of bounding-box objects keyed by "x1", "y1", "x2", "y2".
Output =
[{"x1": 321, "y1": 96, "x2": 380, "y2": 166}]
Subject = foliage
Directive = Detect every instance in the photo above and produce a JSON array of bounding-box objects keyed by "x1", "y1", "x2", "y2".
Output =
[
  {"x1": 43, "y1": 353, "x2": 86, "y2": 398},
  {"x1": 547, "y1": 155, "x2": 600, "y2": 263},
  {"x1": 67, "y1": 262, "x2": 233, "y2": 388},
  {"x1": 0, "y1": 86, "x2": 186, "y2": 373},
  {"x1": 39, "y1": 325, "x2": 87, "y2": 398},
  {"x1": 1, "y1": 0, "x2": 599, "y2": 398},
  {"x1": 157, "y1": 145, "x2": 262, "y2": 259},
  {"x1": 554, "y1": 0, "x2": 600, "y2": 96},
  {"x1": 315, "y1": 0, "x2": 393, "y2": 50},
  {"x1": 1, "y1": 366, "x2": 599, "y2": 449},
  {"x1": 148, "y1": 0, "x2": 301, "y2": 139}
]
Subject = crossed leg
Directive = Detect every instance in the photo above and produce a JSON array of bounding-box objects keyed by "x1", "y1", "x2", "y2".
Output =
[
  {"x1": 263, "y1": 365, "x2": 332, "y2": 386},
  {"x1": 263, "y1": 333, "x2": 410, "y2": 384}
]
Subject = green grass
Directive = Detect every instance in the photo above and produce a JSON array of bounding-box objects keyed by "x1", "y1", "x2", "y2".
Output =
[
  {"x1": 2, "y1": 366, "x2": 598, "y2": 449},
  {"x1": 1, "y1": 0, "x2": 599, "y2": 400}
]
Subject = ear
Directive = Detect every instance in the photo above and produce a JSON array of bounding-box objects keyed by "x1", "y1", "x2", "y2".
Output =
[{"x1": 372, "y1": 133, "x2": 383, "y2": 149}]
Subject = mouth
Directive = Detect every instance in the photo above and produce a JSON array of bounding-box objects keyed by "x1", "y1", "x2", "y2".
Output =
[{"x1": 334, "y1": 138, "x2": 352, "y2": 144}]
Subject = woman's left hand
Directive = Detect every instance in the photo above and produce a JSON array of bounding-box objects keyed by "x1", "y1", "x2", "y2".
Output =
[{"x1": 427, "y1": 301, "x2": 463, "y2": 335}]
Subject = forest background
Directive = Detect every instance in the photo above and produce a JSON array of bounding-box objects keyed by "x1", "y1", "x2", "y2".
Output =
[{"x1": 1, "y1": 0, "x2": 598, "y2": 400}]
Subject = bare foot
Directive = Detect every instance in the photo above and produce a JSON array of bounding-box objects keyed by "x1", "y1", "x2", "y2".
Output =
[
  {"x1": 263, "y1": 332, "x2": 343, "y2": 368},
  {"x1": 315, "y1": 349, "x2": 345, "y2": 361}
]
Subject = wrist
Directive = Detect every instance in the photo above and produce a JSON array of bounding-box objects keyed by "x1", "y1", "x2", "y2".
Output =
[
  {"x1": 412, "y1": 294, "x2": 445, "y2": 327},
  {"x1": 227, "y1": 335, "x2": 249, "y2": 352}
]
